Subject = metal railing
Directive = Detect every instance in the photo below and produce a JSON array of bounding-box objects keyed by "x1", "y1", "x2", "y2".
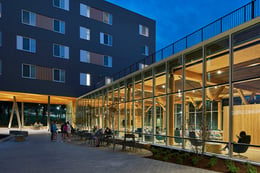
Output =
[{"x1": 95, "y1": 0, "x2": 259, "y2": 88}]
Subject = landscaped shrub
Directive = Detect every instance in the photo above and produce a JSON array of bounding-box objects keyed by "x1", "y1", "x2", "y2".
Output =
[
  {"x1": 180, "y1": 152, "x2": 190, "y2": 159},
  {"x1": 176, "y1": 157, "x2": 183, "y2": 164},
  {"x1": 207, "y1": 156, "x2": 218, "y2": 168},
  {"x1": 245, "y1": 163, "x2": 257, "y2": 173},
  {"x1": 191, "y1": 156, "x2": 201, "y2": 166},
  {"x1": 225, "y1": 160, "x2": 239, "y2": 173}
]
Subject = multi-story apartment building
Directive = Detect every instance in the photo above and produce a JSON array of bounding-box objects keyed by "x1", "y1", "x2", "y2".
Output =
[{"x1": 0, "y1": 0, "x2": 155, "y2": 126}]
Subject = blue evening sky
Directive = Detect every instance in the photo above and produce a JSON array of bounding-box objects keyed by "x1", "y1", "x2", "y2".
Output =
[{"x1": 106, "y1": 0, "x2": 252, "y2": 51}]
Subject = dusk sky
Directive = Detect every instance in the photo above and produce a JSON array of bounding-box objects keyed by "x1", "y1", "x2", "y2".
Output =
[{"x1": 106, "y1": 0, "x2": 252, "y2": 51}]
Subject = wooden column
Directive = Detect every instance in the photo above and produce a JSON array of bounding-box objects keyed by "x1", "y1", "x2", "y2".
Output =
[
  {"x1": 169, "y1": 74, "x2": 175, "y2": 145},
  {"x1": 8, "y1": 96, "x2": 22, "y2": 129},
  {"x1": 21, "y1": 102, "x2": 24, "y2": 128},
  {"x1": 218, "y1": 101, "x2": 222, "y2": 130},
  {"x1": 47, "y1": 96, "x2": 50, "y2": 131}
]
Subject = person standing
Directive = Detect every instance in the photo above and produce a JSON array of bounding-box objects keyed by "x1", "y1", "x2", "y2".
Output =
[
  {"x1": 66, "y1": 121, "x2": 71, "y2": 142},
  {"x1": 51, "y1": 121, "x2": 58, "y2": 141}
]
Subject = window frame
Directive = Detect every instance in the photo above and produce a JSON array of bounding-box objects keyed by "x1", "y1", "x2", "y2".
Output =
[
  {"x1": 21, "y1": 10, "x2": 36, "y2": 26},
  {"x1": 53, "y1": 44, "x2": 69, "y2": 59},
  {"x1": 53, "y1": 68, "x2": 65, "y2": 82},
  {"x1": 100, "y1": 32, "x2": 112, "y2": 46},
  {"x1": 80, "y1": 50, "x2": 90, "y2": 63},
  {"x1": 103, "y1": 12, "x2": 112, "y2": 25},
  {"x1": 22, "y1": 64, "x2": 36, "y2": 79},
  {"x1": 53, "y1": 0, "x2": 69, "y2": 11},
  {"x1": 53, "y1": 19, "x2": 65, "y2": 34},
  {"x1": 139, "y1": 24, "x2": 149, "y2": 37},
  {"x1": 16, "y1": 35, "x2": 36, "y2": 53},
  {"x1": 80, "y1": 3, "x2": 90, "y2": 18},
  {"x1": 103, "y1": 55, "x2": 112, "y2": 67},
  {"x1": 142, "y1": 45, "x2": 149, "y2": 56},
  {"x1": 80, "y1": 26, "x2": 90, "y2": 40},
  {"x1": 80, "y1": 73, "x2": 91, "y2": 86}
]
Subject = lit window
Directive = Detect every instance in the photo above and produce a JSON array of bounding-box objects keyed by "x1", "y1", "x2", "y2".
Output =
[
  {"x1": 17, "y1": 35, "x2": 36, "y2": 53},
  {"x1": 53, "y1": 0, "x2": 69, "y2": 11},
  {"x1": 142, "y1": 45, "x2": 149, "y2": 56},
  {"x1": 139, "y1": 24, "x2": 149, "y2": 37},
  {"x1": 80, "y1": 73, "x2": 90, "y2": 86},
  {"x1": 22, "y1": 64, "x2": 36, "y2": 79},
  {"x1": 105, "y1": 76, "x2": 113, "y2": 85},
  {"x1": 53, "y1": 19, "x2": 65, "y2": 34},
  {"x1": 53, "y1": 68, "x2": 65, "y2": 82},
  {"x1": 103, "y1": 56, "x2": 112, "y2": 67},
  {"x1": 53, "y1": 44, "x2": 69, "y2": 59},
  {"x1": 80, "y1": 26, "x2": 90, "y2": 40},
  {"x1": 100, "y1": 32, "x2": 112, "y2": 46},
  {"x1": 21, "y1": 10, "x2": 36, "y2": 26},
  {"x1": 103, "y1": 12, "x2": 112, "y2": 25},
  {"x1": 80, "y1": 50, "x2": 90, "y2": 63},
  {"x1": 139, "y1": 63, "x2": 148, "y2": 70},
  {"x1": 80, "y1": 3, "x2": 90, "y2": 18}
]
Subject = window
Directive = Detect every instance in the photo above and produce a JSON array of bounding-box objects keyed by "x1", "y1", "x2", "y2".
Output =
[
  {"x1": 53, "y1": 19, "x2": 65, "y2": 34},
  {"x1": 53, "y1": 0, "x2": 69, "y2": 11},
  {"x1": 103, "y1": 12, "x2": 112, "y2": 25},
  {"x1": 103, "y1": 56, "x2": 112, "y2": 67},
  {"x1": 139, "y1": 24, "x2": 149, "y2": 37},
  {"x1": 142, "y1": 45, "x2": 149, "y2": 56},
  {"x1": 0, "y1": 32, "x2": 1, "y2": 47},
  {"x1": 17, "y1": 35, "x2": 36, "y2": 53},
  {"x1": 53, "y1": 44, "x2": 69, "y2": 59},
  {"x1": 139, "y1": 63, "x2": 148, "y2": 70},
  {"x1": 80, "y1": 73, "x2": 90, "y2": 86},
  {"x1": 80, "y1": 50, "x2": 90, "y2": 63},
  {"x1": 80, "y1": 26, "x2": 90, "y2": 40},
  {"x1": 53, "y1": 68, "x2": 65, "y2": 82},
  {"x1": 22, "y1": 64, "x2": 36, "y2": 79},
  {"x1": 80, "y1": 3, "x2": 90, "y2": 18},
  {"x1": 21, "y1": 10, "x2": 36, "y2": 26},
  {"x1": 100, "y1": 32, "x2": 112, "y2": 46},
  {"x1": 0, "y1": 3, "x2": 2, "y2": 18},
  {"x1": 105, "y1": 76, "x2": 113, "y2": 85}
]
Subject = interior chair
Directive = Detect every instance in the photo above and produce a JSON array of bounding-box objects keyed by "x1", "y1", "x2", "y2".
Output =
[
  {"x1": 155, "y1": 134, "x2": 166, "y2": 142},
  {"x1": 189, "y1": 131, "x2": 203, "y2": 148},
  {"x1": 233, "y1": 135, "x2": 251, "y2": 158},
  {"x1": 174, "y1": 129, "x2": 182, "y2": 145}
]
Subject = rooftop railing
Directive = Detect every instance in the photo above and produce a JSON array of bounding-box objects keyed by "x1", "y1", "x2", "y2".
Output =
[{"x1": 95, "y1": 0, "x2": 259, "y2": 88}]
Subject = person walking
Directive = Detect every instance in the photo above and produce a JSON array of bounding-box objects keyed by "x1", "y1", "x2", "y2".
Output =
[{"x1": 51, "y1": 121, "x2": 58, "y2": 141}]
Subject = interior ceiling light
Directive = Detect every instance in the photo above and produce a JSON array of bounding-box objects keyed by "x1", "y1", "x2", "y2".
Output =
[{"x1": 162, "y1": 85, "x2": 165, "y2": 89}]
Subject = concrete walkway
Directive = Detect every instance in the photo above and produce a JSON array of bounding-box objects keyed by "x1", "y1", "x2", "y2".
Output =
[{"x1": 0, "y1": 128, "x2": 219, "y2": 173}]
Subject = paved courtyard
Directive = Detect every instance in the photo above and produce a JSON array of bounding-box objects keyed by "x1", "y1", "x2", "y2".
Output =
[{"x1": 0, "y1": 128, "x2": 218, "y2": 173}]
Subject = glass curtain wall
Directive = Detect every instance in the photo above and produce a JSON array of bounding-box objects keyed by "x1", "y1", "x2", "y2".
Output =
[{"x1": 76, "y1": 22, "x2": 260, "y2": 163}]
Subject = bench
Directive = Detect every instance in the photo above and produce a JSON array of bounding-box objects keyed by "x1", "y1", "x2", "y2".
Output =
[{"x1": 122, "y1": 133, "x2": 136, "y2": 151}]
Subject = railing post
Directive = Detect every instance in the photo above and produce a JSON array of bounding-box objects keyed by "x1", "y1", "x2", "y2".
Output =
[
  {"x1": 252, "y1": 0, "x2": 255, "y2": 19},
  {"x1": 220, "y1": 17, "x2": 223, "y2": 33}
]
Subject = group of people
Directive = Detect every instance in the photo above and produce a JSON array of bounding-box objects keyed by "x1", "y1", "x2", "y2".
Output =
[{"x1": 51, "y1": 121, "x2": 72, "y2": 142}]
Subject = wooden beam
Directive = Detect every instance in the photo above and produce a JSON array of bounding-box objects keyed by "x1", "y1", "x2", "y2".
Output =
[
  {"x1": 214, "y1": 86, "x2": 225, "y2": 100},
  {"x1": 248, "y1": 92, "x2": 256, "y2": 102},
  {"x1": 237, "y1": 89, "x2": 249, "y2": 105}
]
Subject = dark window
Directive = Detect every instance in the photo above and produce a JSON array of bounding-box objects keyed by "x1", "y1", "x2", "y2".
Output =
[
  {"x1": 22, "y1": 11, "x2": 29, "y2": 24},
  {"x1": 23, "y1": 65, "x2": 30, "y2": 77},
  {"x1": 53, "y1": 0, "x2": 60, "y2": 7},
  {"x1": 54, "y1": 69, "x2": 59, "y2": 81},
  {"x1": 23, "y1": 38, "x2": 30, "y2": 51},
  {"x1": 53, "y1": 44, "x2": 60, "y2": 56},
  {"x1": 54, "y1": 20, "x2": 59, "y2": 32}
]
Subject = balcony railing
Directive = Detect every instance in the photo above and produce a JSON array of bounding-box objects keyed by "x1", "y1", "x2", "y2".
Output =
[{"x1": 95, "y1": 0, "x2": 260, "y2": 89}]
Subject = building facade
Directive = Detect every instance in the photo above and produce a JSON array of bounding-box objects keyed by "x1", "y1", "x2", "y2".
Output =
[
  {"x1": 76, "y1": 1, "x2": 260, "y2": 163},
  {"x1": 0, "y1": 0, "x2": 155, "y2": 126}
]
